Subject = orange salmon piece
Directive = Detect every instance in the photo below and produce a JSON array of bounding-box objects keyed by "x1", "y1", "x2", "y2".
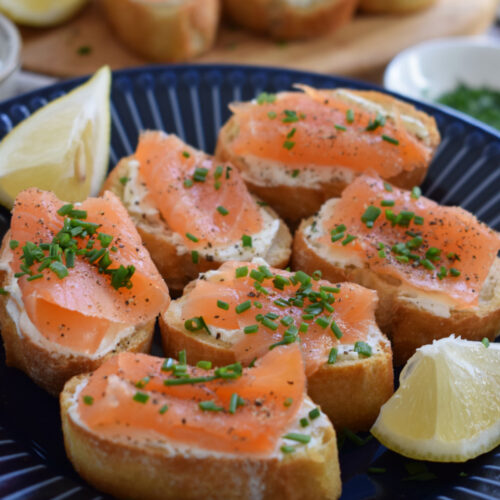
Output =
[
  {"x1": 10, "y1": 188, "x2": 169, "y2": 354},
  {"x1": 226, "y1": 86, "x2": 433, "y2": 178},
  {"x1": 136, "y1": 132, "x2": 263, "y2": 249},
  {"x1": 319, "y1": 175, "x2": 500, "y2": 307},
  {"x1": 78, "y1": 345, "x2": 305, "y2": 455},
  {"x1": 181, "y1": 261, "x2": 378, "y2": 375}
]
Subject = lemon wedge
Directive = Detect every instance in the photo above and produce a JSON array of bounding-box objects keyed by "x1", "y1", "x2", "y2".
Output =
[
  {"x1": 0, "y1": 0, "x2": 88, "y2": 27},
  {"x1": 0, "y1": 66, "x2": 110, "y2": 209},
  {"x1": 371, "y1": 336, "x2": 500, "y2": 462}
]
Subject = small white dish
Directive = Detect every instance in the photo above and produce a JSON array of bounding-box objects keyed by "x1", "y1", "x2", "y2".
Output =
[
  {"x1": 0, "y1": 14, "x2": 21, "y2": 102},
  {"x1": 383, "y1": 37, "x2": 500, "y2": 102}
]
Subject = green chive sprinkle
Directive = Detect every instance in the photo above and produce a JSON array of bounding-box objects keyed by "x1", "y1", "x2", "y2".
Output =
[
  {"x1": 421, "y1": 259, "x2": 435, "y2": 271},
  {"x1": 235, "y1": 266, "x2": 248, "y2": 278},
  {"x1": 382, "y1": 134, "x2": 399, "y2": 145},
  {"x1": 217, "y1": 206, "x2": 229, "y2": 216},
  {"x1": 0, "y1": 288, "x2": 8, "y2": 295},
  {"x1": 27, "y1": 273, "x2": 44, "y2": 281},
  {"x1": 261, "y1": 317, "x2": 279, "y2": 331},
  {"x1": 242, "y1": 235, "x2": 252, "y2": 247},
  {"x1": 346, "y1": 109, "x2": 354, "y2": 123},
  {"x1": 135, "y1": 376, "x2": 150, "y2": 389},
  {"x1": 182, "y1": 151, "x2": 191, "y2": 158},
  {"x1": 309, "y1": 408, "x2": 320, "y2": 420},
  {"x1": 199, "y1": 401, "x2": 224, "y2": 412},
  {"x1": 284, "y1": 397, "x2": 293, "y2": 407},
  {"x1": 282, "y1": 110, "x2": 299, "y2": 123},
  {"x1": 236, "y1": 300, "x2": 251, "y2": 314},
  {"x1": 332, "y1": 224, "x2": 346, "y2": 234},
  {"x1": 49, "y1": 261, "x2": 68, "y2": 279},
  {"x1": 414, "y1": 215, "x2": 424, "y2": 225},
  {"x1": 183, "y1": 179, "x2": 193, "y2": 188},
  {"x1": 191, "y1": 250, "x2": 199, "y2": 264},
  {"x1": 335, "y1": 124, "x2": 347, "y2": 131},
  {"x1": 184, "y1": 317, "x2": 204, "y2": 331},
  {"x1": 283, "y1": 140, "x2": 295, "y2": 150},
  {"x1": 83, "y1": 395, "x2": 94, "y2": 405},
  {"x1": 342, "y1": 234, "x2": 357, "y2": 246},
  {"x1": 178, "y1": 350, "x2": 187, "y2": 365},
  {"x1": 300, "y1": 417, "x2": 309, "y2": 428},
  {"x1": 291, "y1": 169, "x2": 300, "y2": 178},
  {"x1": 331, "y1": 232, "x2": 345, "y2": 243},
  {"x1": 411, "y1": 186, "x2": 422, "y2": 199},
  {"x1": 214, "y1": 181, "x2": 221, "y2": 190},
  {"x1": 250, "y1": 269, "x2": 264, "y2": 282},
  {"x1": 315, "y1": 316, "x2": 329, "y2": 329},
  {"x1": 280, "y1": 316, "x2": 294, "y2": 326},
  {"x1": 214, "y1": 165, "x2": 224, "y2": 179},
  {"x1": 268, "y1": 111, "x2": 277, "y2": 119},
  {"x1": 119, "y1": 176, "x2": 129, "y2": 185},
  {"x1": 361, "y1": 205, "x2": 381, "y2": 227},
  {"x1": 330, "y1": 320, "x2": 343, "y2": 339},
  {"x1": 287, "y1": 127, "x2": 297, "y2": 139},
  {"x1": 159, "y1": 405, "x2": 168, "y2": 414},
  {"x1": 9, "y1": 240, "x2": 19, "y2": 249},
  {"x1": 161, "y1": 358, "x2": 175, "y2": 371},
  {"x1": 299, "y1": 323, "x2": 308, "y2": 333},
  {"x1": 229, "y1": 393, "x2": 239, "y2": 414},
  {"x1": 244, "y1": 324, "x2": 259, "y2": 334},
  {"x1": 256, "y1": 92, "x2": 276, "y2": 105},
  {"x1": 450, "y1": 268, "x2": 461, "y2": 277},
  {"x1": 217, "y1": 300, "x2": 230, "y2": 310},
  {"x1": 193, "y1": 167, "x2": 209, "y2": 182},
  {"x1": 283, "y1": 433, "x2": 311, "y2": 444},
  {"x1": 354, "y1": 341, "x2": 372, "y2": 357},
  {"x1": 186, "y1": 232, "x2": 199, "y2": 243},
  {"x1": 381, "y1": 199, "x2": 395, "y2": 207},
  {"x1": 281, "y1": 445, "x2": 296, "y2": 454},
  {"x1": 481, "y1": 337, "x2": 490, "y2": 348},
  {"x1": 133, "y1": 392, "x2": 149, "y2": 404},
  {"x1": 197, "y1": 360, "x2": 212, "y2": 370},
  {"x1": 328, "y1": 347, "x2": 338, "y2": 364}
]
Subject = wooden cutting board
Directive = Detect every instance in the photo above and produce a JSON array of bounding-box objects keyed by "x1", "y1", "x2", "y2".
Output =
[{"x1": 20, "y1": 0, "x2": 498, "y2": 80}]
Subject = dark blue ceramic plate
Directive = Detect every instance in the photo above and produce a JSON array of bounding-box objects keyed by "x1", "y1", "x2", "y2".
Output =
[{"x1": 0, "y1": 65, "x2": 499, "y2": 500}]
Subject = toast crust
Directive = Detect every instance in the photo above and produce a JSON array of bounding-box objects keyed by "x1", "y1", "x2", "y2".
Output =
[
  {"x1": 293, "y1": 217, "x2": 500, "y2": 365},
  {"x1": 359, "y1": 0, "x2": 437, "y2": 13},
  {"x1": 222, "y1": 0, "x2": 358, "y2": 40},
  {"x1": 102, "y1": 157, "x2": 292, "y2": 294},
  {"x1": 215, "y1": 88, "x2": 439, "y2": 226},
  {"x1": 61, "y1": 375, "x2": 342, "y2": 500},
  {"x1": 0, "y1": 236, "x2": 155, "y2": 396},
  {"x1": 160, "y1": 286, "x2": 394, "y2": 431},
  {"x1": 100, "y1": 0, "x2": 220, "y2": 61}
]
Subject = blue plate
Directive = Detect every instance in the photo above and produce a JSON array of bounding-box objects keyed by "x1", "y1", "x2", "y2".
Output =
[{"x1": 0, "y1": 65, "x2": 499, "y2": 500}]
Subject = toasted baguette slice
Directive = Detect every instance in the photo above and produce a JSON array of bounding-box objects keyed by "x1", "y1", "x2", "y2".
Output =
[
  {"x1": 359, "y1": 0, "x2": 437, "y2": 13},
  {"x1": 222, "y1": 0, "x2": 357, "y2": 40},
  {"x1": 103, "y1": 133, "x2": 292, "y2": 294},
  {"x1": 216, "y1": 85, "x2": 440, "y2": 226},
  {"x1": 61, "y1": 349, "x2": 341, "y2": 500},
  {"x1": 160, "y1": 260, "x2": 393, "y2": 431},
  {"x1": 293, "y1": 191, "x2": 500, "y2": 365},
  {"x1": 100, "y1": 0, "x2": 220, "y2": 62}
]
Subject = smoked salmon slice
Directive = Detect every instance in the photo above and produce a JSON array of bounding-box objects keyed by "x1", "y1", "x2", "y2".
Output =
[
  {"x1": 7, "y1": 188, "x2": 169, "y2": 354},
  {"x1": 170, "y1": 260, "x2": 380, "y2": 376},
  {"x1": 316, "y1": 175, "x2": 500, "y2": 307},
  {"x1": 136, "y1": 131, "x2": 264, "y2": 249},
  {"x1": 77, "y1": 344, "x2": 306, "y2": 455}
]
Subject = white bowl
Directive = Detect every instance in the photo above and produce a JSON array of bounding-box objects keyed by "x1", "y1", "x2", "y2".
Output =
[
  {"x1": 0, "y1": 14, "x2": 21, "y2": 102},
  {"x1": 383, "y1": 37, "x2": 500, "y2": 102}
]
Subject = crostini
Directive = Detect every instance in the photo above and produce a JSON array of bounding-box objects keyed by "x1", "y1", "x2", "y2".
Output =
[
  {"x1": 100, "y1": 0, "x2": 220, "y2": 62},
  {"x1": 222, "y1": 0, "x2": 358, "y2": 40},
  {"x1": 160, "y1": 259, "x2": 393, "y2": 431},
  {"x1": 103, "y1": 132, "x2": 292, "y2": 294},
  {"x1": 61, "y1": 345, "x2": 341, "y2": 500},
  {"x1": 216, "y1": 85, "x2": 440, "y2": 225},
  {"x1": 0, "y1": 188, "x2": 169, "y2": 395},
  {"x1": 293, "y1": 174, "x2": 500, "y2": 364}
]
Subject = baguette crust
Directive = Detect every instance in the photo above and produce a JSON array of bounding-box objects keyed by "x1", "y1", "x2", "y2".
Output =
[
  {"x1": 103, "y1": 158, "x2": 292, "y2": 294},
  {"x1": 160, "y1": 286, "x2": 394, "y2": 431},
  {"x1": 293, "y1": 216, "x2": 500, "y2": 365},
  {"x1": 100, "y1": 0, "x2": 220, "y2": 61},
  {"x1": 61, "y1": 375, "x2": 342, "y2": 500},
  {"x1": 0, "y1": 236, "x2": 155, "y2": 396},
  {"x1": 222, "y1": 0, "x2": 357, "y2": 40},
  {"x1": 215, "y1": 88, "x2": 439, "y2": 226},
  {"x1": 359, "y1": 0, "x2": 437, "y2": 13}
]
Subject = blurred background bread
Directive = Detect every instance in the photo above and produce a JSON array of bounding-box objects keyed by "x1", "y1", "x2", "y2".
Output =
[{"x1": 359, "y1": 0, "x2": 437, "y2": 13}]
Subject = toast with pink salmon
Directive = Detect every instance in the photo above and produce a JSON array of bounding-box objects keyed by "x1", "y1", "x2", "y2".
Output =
[
  {"x1": 103, "y1": 132, "x2": 292, "y2": 294},
  {"x1": 160, "y1": 260, "x2": 393, "y2": 431},
  {"x1": 100, "y1": 0, "x2": 220, "y2": 62},
  {"x1": 293, "y1": 175, "x2": 500, "y2": 364},
  {"x1": 222, "y1": 0, "x2": 357, "y2": 40},
  {"x1": 0, "y1": 189, "x2": 170, "y2": 395},
  {"x1": 216, "y1": 85, "x2": 440, "y2": 225},
  {"x1": 61, "y1": 345, "x2": 341, "y2": 500}
]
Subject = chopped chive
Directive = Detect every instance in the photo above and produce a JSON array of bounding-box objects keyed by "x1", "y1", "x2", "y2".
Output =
[
  {"x1": 178, "y1": 350, "x2": 187, "y2": 365},
  {"x1": 256, "y1": 92, "x2": 276, "y2": 105},
  {"x1": 283, "y1": 140, "x2": 295, "y2": 150},
  {"x1": 191, "y1": 250, "x2": 199, "y2": 264},
  {"x1": 309, "y1": 408, "x2": 320, "y2": 420},
  {"x1": 365, "y1": 112, "x2": 386, "y2": 131},
  {"x1": 184, "y1": 317, "x2": 204, "y2": 332},
  {"x1": 182, "y1": 151, "x2": 191, "y2": 158},
  {"x1": 242, "y1": 235, "x2": 252, "y2": 247},
  {"x1": 283, "y1": 433, "x2": 311, "y2": 444},
  {"x1": 254, "y1": 301, "x2": 263, "y2": 308},
  {"x1": 300, "y1": 417, "x2": 309, "y2": 427},
  {"x1": 299, "y1": 322, "x2": 308, "y2": 333},
  {"x1": 183, "y1": 178, "x2": 193, "y2": 188},
  {"x1": 236, "y1": 300, "x2": 251, "y2": 314},
  {"x1": 226, "y1": 166, "x2": 232, "y2": 179},
  {"x1": 274, "y1": 298, "x2": 289, "y2": 308},
  {"x1": 354, "y1": 341, "x2": 372, "y2": 357},
  {"x1": 229, "y1": 393, "x2": 239, "y2": 414},
  {"x1": 332, "y1": 224, "x2": 347, "y2": 234},
  {"x1": 346, "y1": 109, "x2": 354, "y2": 123},
  {"x1": 268, "y1": 111, "x2": 277, "y2": 119},
  {"x1": 381, "y1": 199, "x2": 395, "y2": 207},
  {"x1": 0, "y1": 288, "x2": 8, "y2": 295},
  {"x1": 320, "y1": 286, "x2": 340, "y2": 293},
  {"x1": 256, "y1": 200, "x2": 268, "y2": 207},
  {"x1": 291, "y1": 169, "x2": 300, "y2": 178},
  {"x1": 331, "y1": 232, "x2": 345, "y2": 243},
  {"x1": 159, "y1": 405, "x2": 168, "y2": 414},
  {"x1": 281, "y1": 316, "x2": 294, "y2": 327},
  {"x1": 249, "y1": 357, "x2": 257, "y2": 368},
  {"x1": 9, "y1": 240, "x2": 19, "y2": 249},
  {"x1": 342, "y1": 234, "x2": 357, "y2": 246},
  {"x1": 284, "y1": 397, "x2": 293, "y2": 407},
  {"x1": 98, "y1": 233, "x2": 113, "y2": 248},
  {"x1": 312, "y1": 270, "x2": 322, "y2": 281},
  {"x1": 282, "y1": 109, "x2": 299, "y2": 123},
  {"x1": 196, "y1": 360, "x2": 212, "y2": 370},
  {"x1": 281, "y1": 445, "x2": 296, "y2": 454},
  {"x1": 83, "y1": 395, "x2": 94, "y2": 405},
  {"x1": 161, "y1": 358, "x2": 175, "y2": 371},
  {"x1": 273, "y1": 275, "x2": 290, "y2": 290},
  {"x1": 135, "y1": 376, "x2": 150, "y2": 389},
  {"x1": 361, "y1": 205, "x2": 381, "y2": 227},
  {"x1": 27, "y1": 273, "x2": 44, "y2": 281},
  {"x1": 421, "y1": 259, "x2": 435, "y2": 271},
  {"x1": 382, "y1": 134, "x2": 399, "y2": 145},
  {"x1": 294, "y1": 270, "x2": 311, "y2": 285},
  {"x1": 217, "y1": 206, "x2": 229, "y2": 216},
  {"x1": 235, "y1": 266, "x2": 249, "y2": 278},
  {"x1": 315, "y1": 316, "x2": 330, "y2": 329},
  {"x1": 133, "y1": 392, "x2": 149, "y2": 404},
  {"x1": 119, "y1": 176, "x2": 129, "y2": 185},
  {"x1": 186, "y1": 232, "x2": 199, "y2": 243},
  {"x1": 214, "y1": 165, "x2": 224, "y2": 179},
  {"x1": 328, "y1": 347, "x2": 338, "y2": 364},
  {"x1": 217, "y1": 300, "x2": 230, "y2": 310},
  {"x1": 330, "y1": 320, "x2": 343, "y2": 339},
  {"x1": 335, "y1": 124, "x2": 347, "y2": 131},
  {"x1": 244, "y1": 324, "x2": 259, "y2": 334},
  {"x1": 49, "y1": 261, "x2": 68, "y2": 279},
  {"x1": 414, "y1": 215, "x2": 424, "y2": 225},
  {"x1": 450, "y1": 267, "x2": 461, "y2": 277},
  {"x1": 164, "y1": 376, "x2": 217, "y2": 386},
  {"x1": 425, "y1": 247, "x2": 441, "y2": 261},
  {"x1": 481, "y1": 337, "x2": 490, "y2": 348},
  {"x1": 250, "y1": 269, "x2": 264, "y2": 282},
  {"x1": 193, "y1": 167, "x2": 209, "y2": 182},
  {"x1": 287, "y1": 127, "x2": 296, "y2": 139},
  {"x1": 261, "y1": 317, "x2": 279, "y2": 331},
  {"x1": 411, "y1": 186, "x2": 422, "y2": 199},
  {"x1": 214, "y1": 180, "x2": 221, "y2": 190},
  {"x1": 199, "y1": 401, "x2": 224, "y2": 412}
]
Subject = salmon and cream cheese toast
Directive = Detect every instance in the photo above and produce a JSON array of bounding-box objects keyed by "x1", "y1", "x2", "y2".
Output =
[
  {"x1": 103, "y1": 131, "x2": 292, "y2": 292},
  {"x1": 294, "y1": 174, "x2": 500, "y2": 363},
  {"x1": 161, "y1": 260, "x2": 393, "y2": 430},
  {"x1": 61, "y1": 345, "x2": 341, "y2": 500},
  {"x1": 216, "y1": 85, "x2": 440, "y2": 224},
  {"x1": 0, "y1": 188, "x2": 170, "y2": 395}
]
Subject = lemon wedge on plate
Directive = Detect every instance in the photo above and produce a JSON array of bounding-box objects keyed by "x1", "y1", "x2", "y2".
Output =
[
  {"x1": 0, "y1": 66, "x2": 110, "y2": 209},
  {"x1": 371, "y1": 336, "x2": 500, "y2": 462},
  {"x1": 0, "y1": 0, "x2": 88, "y2": 27}
]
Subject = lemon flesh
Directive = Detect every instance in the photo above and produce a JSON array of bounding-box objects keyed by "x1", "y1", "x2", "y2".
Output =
[
  {"x1": 371, "y1": 336, "x2": 500, "y2": 462},
  {"x1": 0, "y1": 66, "x2": 110, "y2": 209},
  {"x1": 0, "y1": 0, "x2": 88, "y2": 27}
]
